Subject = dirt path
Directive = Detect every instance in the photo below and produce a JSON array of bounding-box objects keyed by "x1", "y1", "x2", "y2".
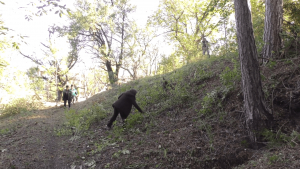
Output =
[{"x1": 0, "y1": 105, "x2": 73, "y2": 168}]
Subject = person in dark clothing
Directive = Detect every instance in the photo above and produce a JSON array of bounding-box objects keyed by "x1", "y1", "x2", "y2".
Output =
[
  {"x1": 63, "y1": 85, "x2": 72, "y2": 109},
  {"x1": 107, "y1": 89, "x2": 145, "y2": 128}
]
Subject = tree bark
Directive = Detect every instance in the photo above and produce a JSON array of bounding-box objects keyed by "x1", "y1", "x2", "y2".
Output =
[
  {"x1": 263, "y1": 0, "x2": 283, "y2": 61},
  {"x1": 234, "y1": 0, "x2": 273, "y2": 145},
  {"x1": 105, "y1": 60, "x2": 116, "y2": 84}
]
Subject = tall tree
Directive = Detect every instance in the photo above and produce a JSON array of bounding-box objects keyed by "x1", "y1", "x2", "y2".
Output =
[
  {"x1": 150, "y1": 0, "x2": 232, "y2": 61},
  {"x1": 63, "y1": 0, "x2": 135, "y2": 84},
  {"x1": 122, "y1": 26, "x2": 155, "y2": 80},
  {"x1": 234, "y1": 0, "x2": 273, "y2": 145},
  {"x1": 262, "y1": 0, "x2": 283, "y2": 62},
  {"x1": 20, "y1": 31, "x2": 80, "y2": 101}
]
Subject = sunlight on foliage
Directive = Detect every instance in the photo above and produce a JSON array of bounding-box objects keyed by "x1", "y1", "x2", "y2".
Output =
[{"x1": 0, "y1": 98, "x2": 39, "y2": 119}]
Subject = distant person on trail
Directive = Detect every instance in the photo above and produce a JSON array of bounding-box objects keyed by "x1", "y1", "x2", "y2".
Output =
[
  {"x1": 70, "y1": 85, "x2": 78, "y2": 104},
  {"x1": 107, "y1": 89, "x2": 145, "y2": 129},
  {"x1": 202, "y1": 37, "x2": 210, "y2": 57},
  {"x1": 75, "y1": 85, "x2": 79, "y2": 102},
  {"x1": 63, "y1": 85, "x2": 72, "y2": 109}
]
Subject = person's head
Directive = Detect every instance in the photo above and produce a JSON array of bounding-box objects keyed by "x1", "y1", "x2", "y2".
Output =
[
  {"x1": 129, "y1": 89, "x2": 137, "y2": 96},
  {"x1": 71, "y1": 84, "x2": 74, "y2": 89},
  {"x1": 66, "y1": 85, "x2": 69, "y2": 90}
]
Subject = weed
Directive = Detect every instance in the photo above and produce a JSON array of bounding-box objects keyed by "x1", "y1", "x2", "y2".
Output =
[
  {"x1": 284, "y1": 59, "x2": 293, "y2": 65},
  {"x1": 54, "y1": 127, "x2": 72, "y2": 136},
  {"x1": 0, "y1": 128, "x2": 10, "y2": 135},
  {"x1": 219, "y1": 65, "x2": 240, "y2": 88},
  {"x1": 125, "y1": 112, "x2": 144, "y2": 129},
  {"x1": 262, "y1": 129, "x2": 300, "y2": 148},
  {"x1": 163, "y1": 148, "x2": 168, "y2": 158},
  {"x1": 267, "y1": 60, "x2": 277, "y2": 69},
  {"x1": 199, "y1": 86, "x2": 231, "y2": 117},
  {"x1": 112, "y1": 149, "x2": 130, "y2": 159},
  {"x1": 65, "y1": 103, "x2": 106, "y2": 134},
  {"x1": 268, "y1": 154, "x2": 281, "y2": 164},
  {"x1": 105, "y1": 163, "x2": 110, "y2": 168},
  {"x1": 92, "y1": 138, "x2": 117, "y2": 155}
]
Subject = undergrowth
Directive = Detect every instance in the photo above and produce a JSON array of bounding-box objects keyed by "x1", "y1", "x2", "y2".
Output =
[
  {"x1": 0, "y1": 97, "x2": 39, "y2": 119},
  {"x1": 55, "y1": 103, "x2": 107, "y2": 136}
]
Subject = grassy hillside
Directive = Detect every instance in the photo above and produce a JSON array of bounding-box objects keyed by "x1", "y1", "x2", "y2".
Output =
[
  {"x1": 61, "y1": 54, "x2": 300, "y2": 168},
  {"x1": 1, "y1": 54, "x2": 300, "y2": 168}
]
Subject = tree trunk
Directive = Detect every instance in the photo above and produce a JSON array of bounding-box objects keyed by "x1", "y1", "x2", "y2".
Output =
[
  {"x1": 263, "y1": 0, "x2": 283, "y2": 61},
  {"x1": 234, "y1": 0, "x2": 273, "y2": 145},
  {"x1": 57, "y1": 90, "x2": 63, "y2": 101},
  {"x1": 105, "y1": 60, "x2": 116, "y2": 84},
  {"x1": 115, "y1": 13, "x2": 125, "y2": 82}
]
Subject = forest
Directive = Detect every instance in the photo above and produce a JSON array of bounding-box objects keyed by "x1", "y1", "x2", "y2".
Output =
[{"x1": 1, "y1": 0, "x2": 300, "y2": 168}]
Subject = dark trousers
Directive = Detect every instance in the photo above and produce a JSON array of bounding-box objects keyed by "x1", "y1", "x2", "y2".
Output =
[
  {"x1": 107, "y1": 107, "x2": 129, "y2": 128},
  {"x1": 64, "y1": 99, "x2": 71, "y2": 108}
]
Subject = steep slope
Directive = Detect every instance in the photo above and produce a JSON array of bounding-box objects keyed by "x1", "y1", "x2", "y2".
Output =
[{"x1": 1, "y1": 55, "x2": 300, "y2": 169}]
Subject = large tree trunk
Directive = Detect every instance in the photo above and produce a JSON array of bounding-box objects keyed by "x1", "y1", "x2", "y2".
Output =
[
  {"x1": 105, "y1": 60, "x2": 117, "y2": 84},
  {"x1": 57, "y1": 90, "x2": 63, "y2": 101},
  {"x1": 263, "y1": 0, "x2": 283, "y2": 61},
  {"x1": 234, "y1": 0, "x2": 273, "y2": 145}
]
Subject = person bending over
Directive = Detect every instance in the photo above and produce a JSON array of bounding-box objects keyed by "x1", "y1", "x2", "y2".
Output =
[{"x1": 107, "y1": 89, "x2": 144, "y2": 128}]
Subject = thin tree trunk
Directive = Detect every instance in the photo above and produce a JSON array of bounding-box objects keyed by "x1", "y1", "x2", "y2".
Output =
[
  {"x1": 105, "y1": 60, "x2": 116, "y2": 84},
  {"x1": 263, "y1": 0, "x2": 283, "y2": 62},
  {"x1": 234, "y1": 0, "x2": 273, "y2": 145},
  {"x1": 115, "y1": 13, "x2": 126, "y2": 83}
]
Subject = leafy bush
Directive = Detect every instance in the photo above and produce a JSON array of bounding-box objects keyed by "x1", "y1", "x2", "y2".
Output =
[
  {"x1": 199, "y1": 87, "x2": 231, "y2": 116},
  {"x1": 126, "y1": 112, "x2": 144, "y2": 129},
  {"x1": 262, "y1": 129, "x2": 300, "y2": 147},
  {"x1": 65, "y1": 103, "x2": 107, "y2": 133},
  {"x1": 0, "y1": 98, "x2": 39, "y2": 118},
  {"x1": 219, "y1": 65, "x2": 240, "y2": 88}
]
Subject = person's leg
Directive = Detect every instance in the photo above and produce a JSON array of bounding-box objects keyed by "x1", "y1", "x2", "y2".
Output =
[
  {"x1": 120, "y1": 112, "x2": 130, "y2": 126},
  {"x1": 64, "y1": 100, "x2": 67, "y2": 108},
  {"x1": 107, "y1": 107, "x2": 119, "y2": 128},
  {"x1": 120, "y1": 112, "x2": 129, "y2": 121},
  {"x1": 68, "y1": 100, "x2": 71, "y2": 108},
  {"x1": 207, "y1": 48, "x2": 210, "y2": 57}
]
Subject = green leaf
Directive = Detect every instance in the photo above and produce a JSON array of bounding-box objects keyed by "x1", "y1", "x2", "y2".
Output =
[{"x1": 67, "y1": 10, "x2": 72, "y2": 16}]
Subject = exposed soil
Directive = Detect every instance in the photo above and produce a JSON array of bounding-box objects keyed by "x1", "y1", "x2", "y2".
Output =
[{"x1": 1, "y1": 57, "x2": 300, "y2": 169}]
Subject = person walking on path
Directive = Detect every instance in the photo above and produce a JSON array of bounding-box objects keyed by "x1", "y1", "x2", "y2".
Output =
[
  {"x1": 71, "y1": 85, "x2": 78, "y2": 104},
  {"x1": 63, "y1": 85, "x2": 72, "y2": 109}
]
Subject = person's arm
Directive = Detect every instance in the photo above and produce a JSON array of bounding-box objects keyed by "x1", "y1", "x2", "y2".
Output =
[{"x1": 133, "y1": 100, "x2": 144, "y2": 113}]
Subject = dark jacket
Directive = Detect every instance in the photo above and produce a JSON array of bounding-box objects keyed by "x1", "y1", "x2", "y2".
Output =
[
  {"x1": 113, "y1": 89, "x2": 144, "y2": 116},
  {"x1": 63, "y1": 89, "x2": 72, "y2": 101}
]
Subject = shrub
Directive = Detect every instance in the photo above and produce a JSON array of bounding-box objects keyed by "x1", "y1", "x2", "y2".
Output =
[
  {"x1": 126, "y1": 112, "x2": 144, "y2": 129},
  {"x1": 219, "y1": 66, "x2": 240, "y2": 88},
  {"x1": 0, "y1": 98, "x2": 39, "y2": 118},
  {"x1": 65, "y1": 103, "x2": 107, "y2": 133}
]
